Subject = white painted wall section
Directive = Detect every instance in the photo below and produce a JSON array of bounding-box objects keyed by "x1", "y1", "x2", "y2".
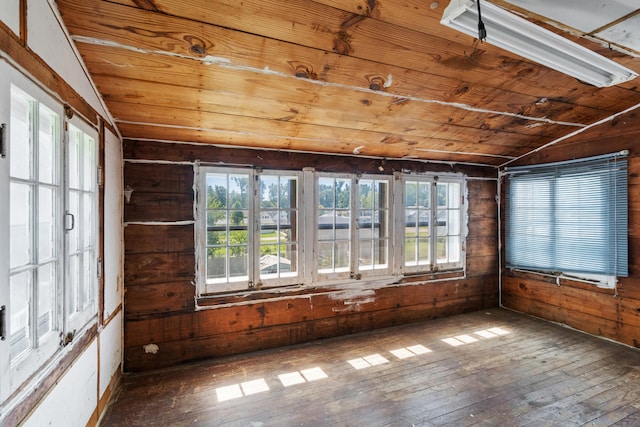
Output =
[
  {"x1": 0, "y1": 0, "x2": 20, "y2": 36},
  {"x1": 27, "y1": 0, "x2": 112, "y2": 122},
  {"x1": 100, "y1": 312, "x2": 123, "y2": 397},
  {"x1": 22, "y1": 341, "x2": 99, "y2": 427}
]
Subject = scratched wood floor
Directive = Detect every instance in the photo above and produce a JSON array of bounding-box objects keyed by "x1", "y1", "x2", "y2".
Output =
[{"x1": 100, "y1": 309, "x2": 640, "y2": 426}]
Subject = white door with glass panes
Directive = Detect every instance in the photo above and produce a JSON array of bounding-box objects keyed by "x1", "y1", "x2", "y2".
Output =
[{"x1": 0, "y1": 61, "x2": 98, "y2": 403}]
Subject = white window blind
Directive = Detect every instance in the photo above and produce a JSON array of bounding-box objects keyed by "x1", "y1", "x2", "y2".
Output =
[{"x1": 505, "y1": 152, "x2": 628, "y2": 277}]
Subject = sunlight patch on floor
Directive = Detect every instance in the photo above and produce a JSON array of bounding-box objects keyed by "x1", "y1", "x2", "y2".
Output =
[
  {"x1": 443, "y1": 326, "x2": 511, "y2": 347},
  {"x1": 279, "y1": 367, "x2": 328, "y2": 387},
  {"x1": 216, "y1": 384, "x2": 244, "y2": 402},
  {"x1": 348, "y1": 353, "x2": 390, "y2": 369},
  {"x1": 390, "y1": 344, "x2": 432, "y2": 359}
]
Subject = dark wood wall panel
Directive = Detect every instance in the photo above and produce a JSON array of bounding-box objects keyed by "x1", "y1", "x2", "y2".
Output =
[
  {"x1": 502, "y1": 109, "x2": 640, "y2": 349},
  {"x1": 122, "y1": 141, "x2": 499, "y2": 371}
]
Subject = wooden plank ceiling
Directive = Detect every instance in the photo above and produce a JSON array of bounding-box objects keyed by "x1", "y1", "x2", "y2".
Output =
[{"x1": 55, "y1": 0, "x2": 640, "y2": 167}]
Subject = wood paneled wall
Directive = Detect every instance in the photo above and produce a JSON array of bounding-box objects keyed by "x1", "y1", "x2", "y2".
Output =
[
  {"x1": 122, "y1": 141, "x2": 499, "y2": 371},
  {"x1": 502, "y1": 109, "x2": 640, "y2": 349}
]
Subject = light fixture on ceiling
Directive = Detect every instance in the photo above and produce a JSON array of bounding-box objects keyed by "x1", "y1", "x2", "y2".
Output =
[{"x1": 440, "y1": 0, "x2": 638, "y2": 87}]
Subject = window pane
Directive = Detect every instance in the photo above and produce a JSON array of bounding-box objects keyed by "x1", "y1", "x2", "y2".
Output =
[
  {"x1": 38, "y1": 186, "x2": 56, "y2": 261},
  {"x1": 229, "y1": 174, "x2": 249, "y2": 209},
  {"x1": 68, "y1": 191, "x2": 79, "y2": 254},
  {"x1": 317, "y1": 177, "x2": 351, "y2": 275},
  {"x1": 317, "y1": 241, "x2": 351, "y2": 272},
  {"x1": 10, "y1": 270, "x2": 31, "y2": 360},
  {"x1": 38, "y1": 104, "x2": 58, "y2": 184},
  {"x1": 81, "y1": 250, "x2": 93, "y2": 308},
  {"x1": 37, "y1": 263, "x2": 55, "y2": 340},
  {"x1": 68, "y1": 254, "x2": 79, "y2": 313},
  {"x1": 10, "y1": 87, "x2": 32, "y2": 180},
  {"x1": 229, "y1": 245, "x2": 248, "y2": 279},
  {"x1": 417, "y1": 237, "x2": 430, "y2": 265},
  {"x1": 207, "y1": 248, "x2": 227, "y2": 281},
  {"x1": 260, "y1": 175, "x2": 278, "y2": 209},
  {"x1": 82, "y1": 193, "x2": 93, "y2": 248},
  {"x1": 404, "y1": 180, "x2": 432, "y2": 268},
  {"x1": 258, "y1": 175, "x2": 299, "y2": 282},
  {"x1": 208, "y1": 230, "x2": 227, "y2": 245},
  {"x1": 208, "y1": 210, "x2": 226, "y2": 227},
  {"x1": 358, "y1": 178, "x2": 388, "y2": 272},
  {"x1": 10, "y1": 182, "x2": 32, "y2": 269},
  {"x1": 83, "y1": 134, "x2": 95, "y2": 191},
  {"x1": 230, "y1": 209, "x2": 248, "y2": 227},
  {"x1": 334, "y1": 241, "x2": 350, "y2": 271},
  {"x1": 205, "y1": 171, "x2": 251, "y2": 285},
  {"x1": 68, "y1": 127, "x2": 81, "y2": 189}
]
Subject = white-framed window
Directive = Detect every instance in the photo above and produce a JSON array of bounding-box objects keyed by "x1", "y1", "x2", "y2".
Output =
[
  {"x1": 401, "y1": 175, "x2": 465, "y2": 274},
  {"x1": 0, "y1": 63, "x2": 99, "y2": 401},
  {"x1": 196, "y1": 167, "x2": 466, "y2": 296},
  {"x1": 505, "y1": 153, "x2": 628, "y2": 282},
  {"x1": 65, "y1": 120, "x2": 98, "y2": 330},
  {"x1": 314, "y1": 174, "x2": 392, "y2": 281},
  {"x1": 7, "y1": 85, "x2": 62, "y2": 384},
  {"x1": 197, "y1": 166, "x2": 302, "y2": 294}
]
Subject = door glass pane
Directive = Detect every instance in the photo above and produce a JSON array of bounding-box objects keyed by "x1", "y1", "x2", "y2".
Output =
[
  {"x1": 38, "y1": 104, "x2": 58, "y2": 184},
  {"x1": 68, "y1": 254, "x2": 79, "y2": 314},
  {"x1": 38, "y1": 186, "x2": 56, "y2": 261},
  {"x1": 81, "y1": 250, "x2": 93, "y2": 307},
  {"x1": 10, "y1": 271, "x2": 31, "y2": 360},
  {"x1": 37, "y1": 263, "x2": 55, "y2": 340},
  {"x1": 10, "y1": 182, "x2": 31, "y2": 269},
  {"x1": 82, "y1": 193, "x2": 93, "y2": 248},
  {"x1": 10, "y1": 87, "x2": 32, "y2": 180},
  {"x1": 82, "y1": 134, "x2": 95, "y2": 191},
  {"x1": 68, "y1": 191, "x2": 79, "y2": 253},
  {"x1": 68, "y1": 126, "x2": 81, "y2": 189}
]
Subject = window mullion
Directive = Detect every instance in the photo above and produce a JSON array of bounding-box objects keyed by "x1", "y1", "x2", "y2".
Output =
[
  {"x1": 303, "y1": 168, "x2": 315, "y2": 285},
  {"x1": 251, "y1": 172, "x2": 259, "y2": 288},
  {"x1": 430, "y1": 180, "x2": 437, "y2": 272},
  {"x1": 351, "y1": 176, "x2": 359, "y2": 277}
]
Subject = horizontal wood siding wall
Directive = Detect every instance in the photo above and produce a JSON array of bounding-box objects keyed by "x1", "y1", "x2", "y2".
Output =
[
  {"x1": 502, "y1": 109, "x2": 640, "y2": 349},
  {"x1": 123, "y1": 140, "x2": 499, "y2": 371}
]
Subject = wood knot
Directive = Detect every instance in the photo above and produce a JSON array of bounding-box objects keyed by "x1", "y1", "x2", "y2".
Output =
[
  {"x1": 366, "y1": 74, "x2": 386, "y2": 91},
  {"x1": 191, "y1": 44, "x2": 205, "y2": 55},
  {"x1": 333, "y1": 31, "x2": 354, "y2": 55},
  {"x1": 289, "y1": 61, "x2": 318, "y2": 79},
  {"x1": 183, "y1": 35, "x2": 208, "y2": 57}
]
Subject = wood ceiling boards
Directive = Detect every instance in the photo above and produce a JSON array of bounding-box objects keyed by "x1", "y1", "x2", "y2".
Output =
[{"x1": 55, "y1": 0, "x2": 640, "y2": 167}]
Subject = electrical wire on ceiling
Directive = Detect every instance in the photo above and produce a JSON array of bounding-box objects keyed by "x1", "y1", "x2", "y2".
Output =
[{"x1": 477, "y1": 0, "x2": 487, "y2": 41}]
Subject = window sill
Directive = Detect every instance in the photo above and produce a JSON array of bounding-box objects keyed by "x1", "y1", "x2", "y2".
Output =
[
  {"x1": 195, "y1": 270, "x2": 466, "y2": 309},
  {"x1": 506, "y1": 268, "x2": 617, "y2": 292}
]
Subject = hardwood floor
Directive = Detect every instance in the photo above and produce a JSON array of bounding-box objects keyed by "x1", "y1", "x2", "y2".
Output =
[{"x1": 101, "y1": 309, "x2": 640, "y2": 426}]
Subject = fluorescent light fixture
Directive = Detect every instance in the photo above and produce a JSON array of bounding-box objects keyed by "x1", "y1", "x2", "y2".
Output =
[{"x1": 441, "y1": 0, "x2": 638, "y2": 87}]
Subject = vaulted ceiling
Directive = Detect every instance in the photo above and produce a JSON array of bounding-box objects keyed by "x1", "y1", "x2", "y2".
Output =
[{"x1": 55, "y1": 0, "x2": 640, "y2": 167}]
